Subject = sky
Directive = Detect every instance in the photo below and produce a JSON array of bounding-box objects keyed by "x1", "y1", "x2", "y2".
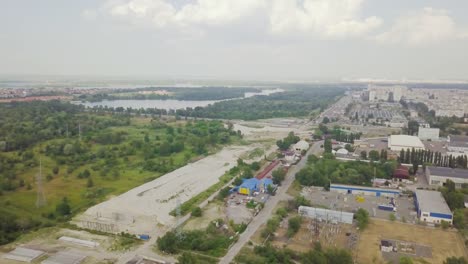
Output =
[{"x1": 1, "y1": 0, "x2": 468, "y2": 81}]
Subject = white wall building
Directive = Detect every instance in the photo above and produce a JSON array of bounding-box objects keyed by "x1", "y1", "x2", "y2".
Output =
[
  {"x1": 368, "y1": 85, "x2": 407, "y2": 102},
  {"x1": 388, "y1": 135, "x2": 425, "y2": 151},
  {"x1": 415, "y1": 190, "x2": 453, "y2": 224},
  {"x1": 418, "y1": 127, "x2": 440, "y2": 141},
  {"x1": 425, "y1": 166, "x2": 468, "y2": 188}
]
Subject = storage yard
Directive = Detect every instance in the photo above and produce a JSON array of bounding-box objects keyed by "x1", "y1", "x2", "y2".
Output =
[
  {"x1": 301, "y1": 187, "x2": 417, "y2": 222},
  {"x1": 357, "y1": 219, "x2": 467, "y2": 264}
]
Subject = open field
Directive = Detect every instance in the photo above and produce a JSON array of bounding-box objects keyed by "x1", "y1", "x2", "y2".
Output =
[
  {"x1": 272, "y1": 220, "x2": 355, "y2": 253},
  {"x1": 73, "y1": 145, "x2": 255, "y2": 234},
  {"x1": 357, "y1": 219, "x2": 467, "y2": 264}
]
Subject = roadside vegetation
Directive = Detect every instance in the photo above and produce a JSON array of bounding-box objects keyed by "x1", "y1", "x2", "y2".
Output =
[
  {"x1": 235, "y1": 242, "x2": 353, "y2": 264},
  {"x1": 0, "y1": 101, "x2": 241, "y2": 245}
]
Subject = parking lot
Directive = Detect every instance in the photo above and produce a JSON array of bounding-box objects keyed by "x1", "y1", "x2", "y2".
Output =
[{"x1": 301, "y1": 187, "x2": 418, "y2": 223}]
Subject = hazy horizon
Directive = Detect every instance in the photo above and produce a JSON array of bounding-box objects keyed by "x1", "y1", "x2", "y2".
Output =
[{"x1": 1, "y1": 0, "x2": 468, "y2": 81}]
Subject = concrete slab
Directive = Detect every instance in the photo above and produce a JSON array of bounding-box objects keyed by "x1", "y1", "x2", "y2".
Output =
[
  {"x1": 41, "y1": 251, "x2": 86, "y2": 264},
  {"x1": 3, "y1": 247, "x2": 45, "y2": 263}
]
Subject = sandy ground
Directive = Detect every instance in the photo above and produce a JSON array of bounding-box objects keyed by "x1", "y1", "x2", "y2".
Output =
[
  {"x1": 357, "y1": 219, "x2": 467, "y2": 264},
  {"x1": 74, "y1": 145, "x2": 255, "y2": 234}
]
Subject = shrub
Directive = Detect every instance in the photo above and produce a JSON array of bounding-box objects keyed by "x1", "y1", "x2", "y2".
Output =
[{"x1": 191, "y1": 207, "x2": 202, "y2": 217}]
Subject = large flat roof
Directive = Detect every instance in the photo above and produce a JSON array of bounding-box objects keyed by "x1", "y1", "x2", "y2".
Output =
[
  {"x1": 428, "y1": 166, "x2": 468, "y2": 179},
  {"x1": 415, "y1": 190, "x2": 452, "y2": 215},
  {"x1": 330, "y1": 184, "x2": 401, "y2": 194},
  {"x1": 389, "y1": 135, "x2": 425, "y2": 149},
  {"x1": 448, "y1": 135, "x2": 468, "y2": 148}
]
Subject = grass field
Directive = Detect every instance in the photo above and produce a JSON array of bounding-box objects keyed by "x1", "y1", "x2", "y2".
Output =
[
  {"x1": 0, "y1": 115, "x2": 241, "y2": 244},
  {"x1": 357, "y1": 219, "x2": 467, "y2": 264}
]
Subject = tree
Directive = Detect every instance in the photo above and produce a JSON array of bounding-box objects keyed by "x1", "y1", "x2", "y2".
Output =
[
  {"x1": 355, "y1": 208, "x2": 369, "y2": 230},
  {"x1": 369, "y1": 150, "x2": 380, "y2": 161},
  {"x1": 287, "y1": 216, "x2": 302, "y2": 237},
  {"x1": 272, "y1": 169, "x2": 286, "y2": 185},
  {"x1": 86, "y1": 177, "x2": 94, "y2": 188},
  {"x1": 324, "y1": 138, "x2": 332, "y2": 153},
  {"x1": 55, "y1": 197, "x2": 71, "y2": 216},
  {"x1": 400, "y1": 256, "x2": 414, "y2": 264},
  {"x1": 360, "y1": 150, "x2": 367, "y2": 160},
  {"x1": 157, "y1": 231, "x2": 178, "y2": 253},
  {"x1": 191, "y1": 207, "x2": 202, "y2": 217},
  {"x1": 345, "y1": 144, "x2": 354, "y2": 152},
  {"x1": 444, "y1": 257, "x2": 468, "y2": 264},
  {"x1": 178, "y1": 252, "x2": 197, "y2": 264},
  {"x1": 453, "y1": 209, "x2": 465, "y2": 229},
  {"x1": 322, "y1": 117, "x2": 330, "y2": 124}
]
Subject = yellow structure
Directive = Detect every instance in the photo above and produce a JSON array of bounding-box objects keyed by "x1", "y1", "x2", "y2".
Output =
[
  {"x1": 239, "y1": 187, "x2": 250, "y2": 195},
  {"x1": 356, "y1": 196, "x2": 365, "y2": 203}
]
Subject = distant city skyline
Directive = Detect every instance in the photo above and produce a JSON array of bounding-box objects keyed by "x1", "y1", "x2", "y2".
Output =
[{"x1": 1, "y1": 0, "x2": 468, "y2": 81}]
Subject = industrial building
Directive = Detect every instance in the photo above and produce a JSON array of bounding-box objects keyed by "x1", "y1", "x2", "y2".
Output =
[
  {"x1": 425, "y1": 166, "x2": 468, "y2": 188},
  {"x1": 237, "y1": 178, "x2": 274, "y2": 196},
  {"x1": 418, "y1": 127, "x2": 440, "y2": 141},
  {"x1": 298, "y1": 206, "x2": 354, "y2": 224},
  {"x1": 414, "y1": 190, "x2": 453, "y2": 224},
  {"x1": 447, "y1": 135, "x2": 468, "y2": 156},
  {"x1": 330, "y1": 184, "x2": 401, "y2": 198},
  {"x1": 388, "y1": 135, "x2": 425, "y2": 151}
]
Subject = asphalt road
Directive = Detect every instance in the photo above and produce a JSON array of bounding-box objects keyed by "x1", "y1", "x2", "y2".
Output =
[{"x1": 219, "y1": 140, "x2": 323, "y2": 264}]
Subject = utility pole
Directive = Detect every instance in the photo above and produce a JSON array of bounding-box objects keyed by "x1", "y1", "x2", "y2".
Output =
[{"x1": 35, "y1": 157, "x2": 46, "y2": 208}]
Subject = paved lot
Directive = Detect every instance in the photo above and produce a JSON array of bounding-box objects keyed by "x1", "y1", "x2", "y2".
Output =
[{"x1": 302, "y1": 187, "x2": 418, "y2": 223}]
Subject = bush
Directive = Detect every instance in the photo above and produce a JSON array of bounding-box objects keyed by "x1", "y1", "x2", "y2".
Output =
[
  {"x1": 355, "y1": 208, "x2": 369, "y2": 230},
  {"x1": 389, "y1": 213, "x2": 396, "y2": 221},
  {"x1": 440, "y1": 220, "x2": 450, "y2": 229},
  {"x1": 191, "y1": 207, "x2": 202, "y2": 217},
  {"x1": 287, "y1": 216, "x2": 302, "y2": 237},
  {"x1": 276, "y1": 207, "x2": 288, "y2": 219}
]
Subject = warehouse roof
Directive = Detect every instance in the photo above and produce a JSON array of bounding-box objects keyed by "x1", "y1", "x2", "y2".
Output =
[
  {"x1": 415, "y1": 190, "x2": 452, "y2": 215},
  {"x1": 448, "y1": 135, "x2": 468, "y2": 148},
  {"x1": 388, "y1": 135, "x2": 425, "y2": 149},
  {"x1": 428, "y1": 166, "x2": 468, "y2": 179}
]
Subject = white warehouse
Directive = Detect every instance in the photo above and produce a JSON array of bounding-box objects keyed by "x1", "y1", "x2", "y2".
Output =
[
  {"x1": 415, "y1": 190, "x2": 452, "y2": 224},
  {"x1": 388, "y1": 135, "x2": 425, "y2": 151},
  {"x1": 298, "y1": 206, "x2": 354, "y2": 224}
]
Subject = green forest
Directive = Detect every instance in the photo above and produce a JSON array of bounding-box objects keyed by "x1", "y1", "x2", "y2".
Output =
[
  {"x1": 181, "y1": 87, "x2": 345, "y2": 120},
  {"x1": 0, "y1": 101, "x2": 241, "y2": 245},
  {"x1": 296, "y1": 155, "x2": 397, "y2": 188}
]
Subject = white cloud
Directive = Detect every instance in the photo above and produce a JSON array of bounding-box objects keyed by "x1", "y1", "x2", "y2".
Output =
[
  {"x1": 268, "y1": 0, "x2": 382, "y2": 37},
  {"x1": 104, "y1": 0, "x2": 265, "y2": 28},
  {"x1": 375, "y1": 7, "x2": 468, "y2": 46},
  {"x1": 81, "y1": 9, "x2": 98, "y2": 21},
  {"x1": 98, "y1": 0, "x2": 381, "y2": 38}
]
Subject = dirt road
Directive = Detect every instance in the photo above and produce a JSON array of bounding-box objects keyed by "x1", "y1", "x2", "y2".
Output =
[{"x1": 219, "y1": 140, "x2": 323, "y2": 264}]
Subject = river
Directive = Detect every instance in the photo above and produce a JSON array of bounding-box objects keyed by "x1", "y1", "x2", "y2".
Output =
[{"x1": 76, "y1": 88, "x2": 283, "y2": 110}]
